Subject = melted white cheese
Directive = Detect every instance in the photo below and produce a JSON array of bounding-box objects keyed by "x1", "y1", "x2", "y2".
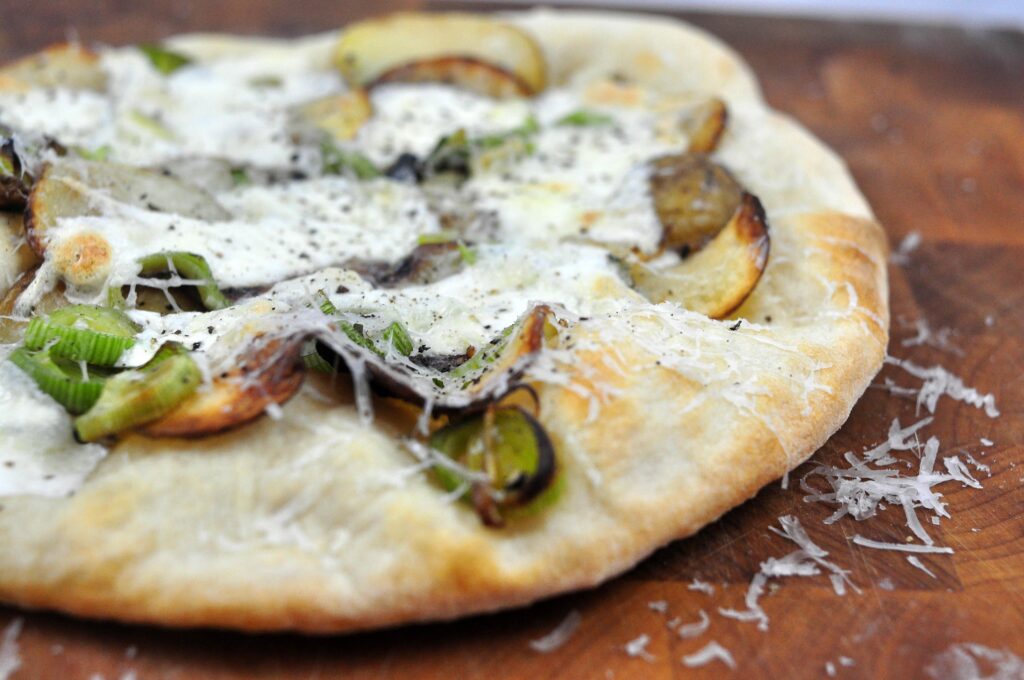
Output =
[
  {"x1": 269, "y1": 243, "x2": 634, "y2": 355},
  {"x1": 0, "y1": 359, "x2": 107, "y2": 497},
  {"x1": 0, "y1": 41, "x2": 343, "y2": 171},
  {"x1": 49, "y1": 176, "x2": 440, "y2": 290}
]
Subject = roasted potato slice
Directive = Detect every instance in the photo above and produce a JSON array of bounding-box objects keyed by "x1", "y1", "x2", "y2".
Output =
[
  {"x1": 372, "y1": 57, "x2": 532, "y2": 99},
  {"x1": 141, "y1": 338, "x2": 304, "y2": 438},
  {"x1": 333, "y1": 12, "x2": 546, "y2": 96},
  {"x1": 298, "y1": 88, "x2": 372, "y2": 141},
  {"x1": 25, "y1": 159, "x2": 230, "y2": 255},
  {"x1": 0, "y1": 213, "x2": 40, "y2": 297},
  {"x1": 0, "y1": 44, "x2": 107, "y2": 92},
  {"x1": 351, "y1": 242, "x2": 466, "y2": 288},
  {"x1": 0, "y1": 265, "x2": 68, "y2": 342},
  {"x1": 682, "y1": 97, "x2": 728, "y2": 153},
  {"x1": 629, "y1": 193, "x2": 769, "y2": 319},
  {"x1": 1, "y1": 136, "x2": 32, "y2": 209},
  {"x1": 650, "y1": 152, "x2": 744, "y2": 255}
]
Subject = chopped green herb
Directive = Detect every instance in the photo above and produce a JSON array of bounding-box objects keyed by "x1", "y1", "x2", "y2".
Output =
[
  {"x1": 248, "y1": 75, "x2": 283, "y2": 88},
  {"x1": 137, "y1": 252, "x2": 229, "y2": 310},
  {"x1": 381, "y1": 321, "x2": 413, "y2": 356},
  {"x1": 129, "y1": 110, "x2": 174, "y2": 140},
  {"x1": 556, "y1": 109, "x2": 614, "y2": 127},
  {"x1": 74, "y1": 145, "x2": 112, "y2": 161},
  {"x1": 138, "y1": 44, "x2": 193, "y2": 75},
  {"x1": 337, "y1": 320, "x2": 381, "y2": 355},
  {"x1": 315, "y1": 289, "x2": 338, "y2": 315},
  {"x1": 321, "y1": 139, "x2": 380, "y2": 179},
  {"x1": 476, "y1": 115, "x2": 540, "y2": 148},
  {"x1": 456, "y1": 242, "x2": 477, "y2": 265},
  {"x1": 230, "y1": 168, "x2": 250, "y2": 186},
  {"x1": 417, "y1": 231, "x2": 458, "y2": 246}
]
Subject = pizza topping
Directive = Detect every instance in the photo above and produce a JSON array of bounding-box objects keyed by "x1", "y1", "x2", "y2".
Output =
[
  {"x1": 628, "y1": 192, "x2": 769, "y2": 318},
  {"x1": 0, "y1": 43, "x2": 107, "y2": 91},
  {"x1": 429, "y1": 406, "x2": 559, "y2": 526},
  {"x1": 133, "y1": 251, "x2": 230, "y2": 311},
  {"x1": 8, "y1": 346, "x2": 108, "y2": 413},
  {"x1": 0, "y1": 134, "x2": 31, "y2": 209},
  {"x1": 333, "y1": 12, "x2": 547, "y2": 95},
  {"x1": 140, "y1": 337, "x2": 304, "y2": 438},
  {"x1": 555, "y1": 109, "x2": 614, "y2": 127},
  {"x1": 137, "y1": 43, "x2": 193, "y2": 76},
  {"x1": 73, "y1": 344, "x2": 202, "y2": 441},
  {"x1": 649, "y1": 153, "x2": 744, "y2": 254},
  {"x1": 23, "y1": 304, "x2": 138, "y2": 365},
  {"x1": 681, "y1": 98, "x2": 728, "y2": 154},
  {"x1": 371, "y1": 56, "x2": 534, "y2": 99},
  {"x1": 298, "y1": 88, "x2": 372, "y2": 142}
]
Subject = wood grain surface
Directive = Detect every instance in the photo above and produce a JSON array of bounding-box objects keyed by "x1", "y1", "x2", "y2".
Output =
[{"x1": 1, "y1": 2, "x2": 1022, "y2": 678}]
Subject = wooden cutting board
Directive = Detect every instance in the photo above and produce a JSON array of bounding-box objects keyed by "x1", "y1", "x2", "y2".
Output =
[{"x1": 1, "y1": 3, "x2": 1022, "y2": 678}]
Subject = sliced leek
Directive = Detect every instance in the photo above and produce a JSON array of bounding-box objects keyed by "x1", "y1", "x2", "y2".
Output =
[
  {"x1": 430, "y1": 407, "x2": 559, "y2": 526},
  {"x1": 24, "y1": 304, "x2": 139, "y2": 366},
  {"x1": 8, "y1": 347, "x2": 107, "y2": 414},
  {"x1": 138, "y1": 44, "x2": 193, "y2": 75},
  {"x1": 137, "y1": 251, "x2": 230, "y2": 311},
  {"x1": 74, "y1": 347, "x2": 202, "y2": 441}
]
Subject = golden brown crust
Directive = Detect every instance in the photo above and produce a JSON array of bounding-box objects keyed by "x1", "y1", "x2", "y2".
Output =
[{"x1": 0, "y1": 10, "x2": 889, "y2": 633}]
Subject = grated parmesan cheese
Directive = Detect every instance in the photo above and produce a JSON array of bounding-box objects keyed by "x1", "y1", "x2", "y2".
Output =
[
  {"x1": 676, "y1": 610, "x2": 711, "y2": 639},
  {"x1": 926, "y1": 643, "x2": 1024, "y2": 680},
  {"x1": 883, "y1": 357, "x2": 1000, "y2": 418},
  {"x1": 851, "y1": 536, "x2": 953, "y2": 554},
  {"x1": 0, "y1": 618, "x2": 23, "y2": 680},
  {"x1": 681, "y1": 641, "x2": 736, "y2": 670},
  {"x1": 890, "y1": 231, "x2": 921, "y2": 265},
  {"x1": 906, "y1": 555, "x2": 937, "y2": 578},
  {"x1": 529, "y1": 610, "x2": 582, "y2": 654},
  {"x1": 624, "y1": 634, "x2": 655, "y2": 662},
  {"x1": 899, "y1": 317, "x2": 963, "y2": 356},
  {"x1": 687, "y1": 578, "x2": 716, "y2": 596},
  {"x1": 719, "y1": 515, "x2": 855, "y2": 631}
]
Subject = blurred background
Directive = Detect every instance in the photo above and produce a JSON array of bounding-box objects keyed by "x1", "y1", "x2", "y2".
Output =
[{"x1": 445, "y1": 0, "x2": 1024, "y2": 27}]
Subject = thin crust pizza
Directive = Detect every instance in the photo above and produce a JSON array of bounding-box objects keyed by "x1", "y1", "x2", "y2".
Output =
[{"x1": 0, "y1": 10, "x2": 888, "y2": 632}]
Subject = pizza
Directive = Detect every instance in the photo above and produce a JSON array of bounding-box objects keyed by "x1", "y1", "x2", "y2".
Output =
[{"x1": 0, "y1": 10, "x2": 888, "y2": 632}]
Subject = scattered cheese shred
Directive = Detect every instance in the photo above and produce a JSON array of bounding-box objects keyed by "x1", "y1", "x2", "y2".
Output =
[
  {"x1": 890, "y1": 231, "x2": 921, "y2": 265},
  {"x1": 851, "y1": 536, "x2": 953, "y2": 554},
  {"x1": 687, "y1": 578, "x2": 716, "y2": 596},
  {"x1": 676, "y1": 610, "x2": 710, "y2": 639},
  {"x1": 529, "y1": 610, "x2": 582, "y2": 654},
  {"x1": 883, "y1": 357, "x2": 1000, "y2": 418},
  {"x1": 720, "y1": 516, "x2": 855, "y2": 631},
  {"x1": 0, "y1": 618, "x2": 23, "y2": 680},
  {"x1": 681, "y1": 641, "x2": 737, "y2": 670},
  {"x1": 900, "y1": 318, "x2": 962, "y2": 356},
  {"x1": 647, "y1": 600, "x2": 668, "y2": 613},
  {"x1": 624, "y1": 634, "x2": 655, "y2": 662},
  {"x1": 906, "y1": 555, "x2": 937, "y2": 578},
  {"x1": 926, "y1": 643, "x2": 1024, "y2": 680}
]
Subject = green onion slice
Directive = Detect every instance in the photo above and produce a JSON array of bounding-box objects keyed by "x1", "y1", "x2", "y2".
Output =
[
  {"x1": 300, "y1": 339, "x2": 335, "y2": 373},
  {"x1": 129, "y1": 110, "x2": 175, "y2": 140},
  {"x1": 381, "y1": 321, "x2": 413, "y2": 356},
  {"x1": 556, "y1": 109, "x2": 614, "y2": 127},
  {"x1": 137, "y1": 251, "x2": 229, "y2": 311},
  {"x1": 321, "y1": 140, "x2": 380, "y2": 180},
  {"x1": 138, "y1": 44, "x2": 193, "y2": 75},
  {"x1": 8, "y1": 347, "x2": 108, "y2": 414},
  {"x1": 74, "y1": 346, "x2": 202, "y2": 442},
  {"x1": 24, "y1": 304, "x2": 139, "y2": 366},
  {"x1": 430, "y1": 407, "x2": 559, "y2": 526}
]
